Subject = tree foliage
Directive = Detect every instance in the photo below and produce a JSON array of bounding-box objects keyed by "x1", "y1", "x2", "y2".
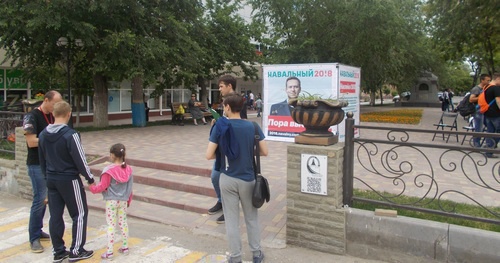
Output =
[
  {"x1": 424, "y1": 0, "x2": 500, "y2": 75},
  {"x1": 250, "y1": 0, "x2": 439, "y2": 104},
  {"x1": 0, "y1": 0, "x2": 260, "y2": 127}
]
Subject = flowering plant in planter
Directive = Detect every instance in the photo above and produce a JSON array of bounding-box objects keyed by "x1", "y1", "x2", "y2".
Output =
[
  {"x1": 288, "y1": 91, "x2": 348, "y2": 139},
  {"x1": 34, "y1": 93, "x2": 45, "y2": 101}
]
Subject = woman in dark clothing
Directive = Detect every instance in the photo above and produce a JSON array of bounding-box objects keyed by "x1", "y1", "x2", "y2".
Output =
[{"x1": 188, "y1": 94, "x2": 208, "y2": 125}]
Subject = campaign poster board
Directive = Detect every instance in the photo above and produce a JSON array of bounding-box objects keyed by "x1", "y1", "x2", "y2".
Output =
[
  {"x1": 262, "y1": 63, "x2": 360, "y2": 142},
  {"x1": 337, "y1": 64, "x2": 361, "y2": 141}
]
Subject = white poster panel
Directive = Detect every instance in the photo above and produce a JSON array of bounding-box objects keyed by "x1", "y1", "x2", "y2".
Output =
[
  {"x1": 300, "y1": 154, "x2": 328, "y2": 195},
  {"x1": 337, "y1": 64, "x2": 361, "y2": 140},
  {"x1": 263, "y1": 63, "x2": 339, "y2": 142}
]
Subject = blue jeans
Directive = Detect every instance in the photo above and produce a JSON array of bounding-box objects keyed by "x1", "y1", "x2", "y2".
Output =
[
  {"x1": 211, "y1": 162, "x2": 221, "y2": 203},
  {"x1": 473, "y1": 112, "x2": 484, "y2": 147},
  {"x1": 27, "y1": 165, "x2": 47, "y2": 243},
  {"x1": 484, "y1": 116, "x2": 500, "y2": 149}
]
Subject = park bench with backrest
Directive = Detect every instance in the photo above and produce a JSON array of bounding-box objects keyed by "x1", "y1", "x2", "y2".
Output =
[{"x1": 171, "y1": 102, "x2": 212, "y2": 126}]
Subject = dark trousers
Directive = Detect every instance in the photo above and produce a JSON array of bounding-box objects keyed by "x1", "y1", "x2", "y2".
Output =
[{"x1": 47, "y1": 178, "x2": 89, "y2": 255}]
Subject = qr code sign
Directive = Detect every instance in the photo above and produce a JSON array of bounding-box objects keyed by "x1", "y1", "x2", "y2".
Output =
[{"x1": 306, "y1": 177, "x2": 322, "y2": 194}]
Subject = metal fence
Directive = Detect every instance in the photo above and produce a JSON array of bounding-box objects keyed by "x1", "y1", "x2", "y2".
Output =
[
  {"x1": 0, "y1": 111, "x2": 24, "y2": 157},
  {"x1": 343, "y1": 113, "x2": 500, "y2": 225}
]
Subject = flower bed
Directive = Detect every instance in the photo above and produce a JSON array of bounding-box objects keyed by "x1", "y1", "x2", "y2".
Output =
[{"x1": 360, "y1": 109, "x2": 423, "y2": 125}]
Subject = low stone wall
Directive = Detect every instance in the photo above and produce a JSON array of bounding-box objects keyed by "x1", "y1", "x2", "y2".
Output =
[
  {"x1": 346, "y1": 208, "x2": 500, "y2": 263},
  {"x1": 2, "y1": 127, "x2": 32, "y2": 199},
  {"x1": 0, "y1": 158, "x2": 20, "y2": 196},
  {"x1": 15, "y1": 127, "x2": 32, "y2": 199}
]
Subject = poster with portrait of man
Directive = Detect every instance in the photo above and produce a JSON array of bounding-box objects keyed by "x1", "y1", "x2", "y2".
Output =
[{"x1": 263, "y1": 63, "x2": 341, "y2": 142}]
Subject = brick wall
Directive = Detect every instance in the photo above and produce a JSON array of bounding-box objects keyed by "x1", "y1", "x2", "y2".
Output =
[{"x1": 286, "y1": 143, "x2": 346, "y2": 255}]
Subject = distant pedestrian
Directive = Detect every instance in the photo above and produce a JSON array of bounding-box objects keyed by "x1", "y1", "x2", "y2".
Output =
[
  {"x1": 90, "y1": 143, "x2": 133, "y2": 260},
  {"x1": 441, "y1": 89, "x2": 450, "y2": 112},
  {"x1": 255, "y1": 96, "x2": 263, "y2": 117},
  {"x1": 248, "y1": 91, "x2": 255, "y2": 110},
  {"x1": 448, "y1": 89, "x2": 455, "y2": 111},
  {"x1": 38, "y1": 101, "x2": 95, "y2": 263}
]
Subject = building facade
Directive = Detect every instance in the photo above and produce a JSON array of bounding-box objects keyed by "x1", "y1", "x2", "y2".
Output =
[{"x1": 1, "y1": 49, "x2": 263, "y2": 123}]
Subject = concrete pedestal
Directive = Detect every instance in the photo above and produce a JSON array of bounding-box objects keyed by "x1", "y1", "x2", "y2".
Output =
[
  {"x1": 286, "y1": 143, "x2": 346, "y2": 254},
  {"x1": 294, "y1": 135, "x2": 338, "y2": 146}
]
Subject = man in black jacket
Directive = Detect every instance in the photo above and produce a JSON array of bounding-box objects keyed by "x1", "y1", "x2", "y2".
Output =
[{"x1": 38, "y1": 101, "x2": 95, "y2": 263}]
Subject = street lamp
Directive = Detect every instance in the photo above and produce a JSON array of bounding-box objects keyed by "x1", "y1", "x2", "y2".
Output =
[
  {"x1": 57, "y1": 37, "x2": 83, "y2": 106},
  {"x1": 469, "y1": 71, "x2": 476, "y2": 89}
]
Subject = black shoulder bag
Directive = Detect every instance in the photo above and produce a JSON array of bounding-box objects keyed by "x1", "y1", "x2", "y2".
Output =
[{"x1": 252, "y1": 122, "x2": 270, "y2": 208}]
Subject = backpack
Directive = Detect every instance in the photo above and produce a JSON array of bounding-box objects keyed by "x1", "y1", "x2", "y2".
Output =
[
  {"x1": 477, "y1": 84, "x2": 495, "y2": 114},
  {"x1": 455, "y1": 93, "x2": 476, "y2": 117}
]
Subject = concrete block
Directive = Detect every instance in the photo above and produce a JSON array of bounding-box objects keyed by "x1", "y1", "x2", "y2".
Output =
[
  {"x1": 346, "y1": 208, "x2": 447, "y2": 262},
  {"x1": 448, "y1": 224, "x2": 500, "y2": 263}
]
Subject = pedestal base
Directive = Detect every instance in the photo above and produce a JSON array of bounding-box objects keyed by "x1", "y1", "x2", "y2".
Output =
[{"x1": 294, "y1": 135, "x2": 338, "y2": 146}]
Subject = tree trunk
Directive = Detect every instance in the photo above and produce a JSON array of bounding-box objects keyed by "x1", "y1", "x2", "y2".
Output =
[
  {"x1": 93, "y1": 74, "x2": 109, "y2": 128},
  {"x1": 198, "y1": 76, "x2": 208, "y2": 108},
  {"x1": 370, "y1": 91, "x2": 376, "y2": 106},
  {"x1": 379, "y1": 87, "x2": 384, "y2": 105},
  {"x1": 131, "y1": 76, "x2": 146, "y2": 127}
]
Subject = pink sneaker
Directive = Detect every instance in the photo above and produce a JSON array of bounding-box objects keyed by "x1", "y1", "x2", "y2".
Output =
[
  {"x1": 118, "y1": 247, "x2": 129, "y2": 255},
  {"x1": 101, "y1": 252, "x2": 113, "y2": 260}
]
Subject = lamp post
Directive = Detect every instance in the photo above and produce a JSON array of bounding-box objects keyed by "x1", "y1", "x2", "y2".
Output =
[
  {"x1": 57, "y1": 37, "x2": 83, "y2": 106},
  {"x1": 469, "y1": 71, "x2": 477, "y2": 89}
]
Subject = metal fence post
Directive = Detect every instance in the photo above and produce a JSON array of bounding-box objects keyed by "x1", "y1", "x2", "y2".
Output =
[{"x1": 343, "y1": 112, "x2": 355, "y2": 206}]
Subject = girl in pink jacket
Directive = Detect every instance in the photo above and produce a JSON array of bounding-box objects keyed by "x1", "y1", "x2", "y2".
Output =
[{"x1": 90, "y1": 143, "x2": 133, "y2": 260}]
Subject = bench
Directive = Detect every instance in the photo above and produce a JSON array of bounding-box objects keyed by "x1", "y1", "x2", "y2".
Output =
[{"x1": 171, "y1": 102, "x2": 212, "y2": 125}]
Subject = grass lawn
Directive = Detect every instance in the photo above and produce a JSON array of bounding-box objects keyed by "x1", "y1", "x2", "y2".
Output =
[{"x1": 353, "y1": 190, "x2": 500, "y2": 232}]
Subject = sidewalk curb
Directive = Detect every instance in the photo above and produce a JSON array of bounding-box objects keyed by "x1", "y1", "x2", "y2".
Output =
[{"x1": 346, "y1": 208, "x2": 500, "y2": 263}]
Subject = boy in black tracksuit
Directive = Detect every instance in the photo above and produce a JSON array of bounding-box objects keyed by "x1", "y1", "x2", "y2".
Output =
[{"x1": 38, "y1": 101, "x2": 95, "y2": 263}]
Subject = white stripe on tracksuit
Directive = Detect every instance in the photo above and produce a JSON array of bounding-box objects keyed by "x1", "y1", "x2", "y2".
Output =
[
  {"x1": 72, "y1": 133, "x2": 93, "y2": 180},
  {"x1": 71, "y1": 179, "x2": 86, "y2": 254}
]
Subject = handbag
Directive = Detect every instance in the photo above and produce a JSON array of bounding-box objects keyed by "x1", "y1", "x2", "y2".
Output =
[
  {"x1": 251, "y1": 122, "x2": 270, "y2": 208},
  {"x1": 176, "y1": 104, "x2": 185, "y2": 115}
]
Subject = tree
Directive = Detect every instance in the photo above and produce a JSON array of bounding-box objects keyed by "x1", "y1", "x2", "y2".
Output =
[
  {"x1": 250, "y1": 0, "x2": 438, "y2": 105},
  {"x1": 1, "y1": 0, "x2": 260, "y2": 127},
  {"x1": 424, "y1": 0, "x2": 499, "y2": 75},
  {"x1": 0, "y1": 0, "x2": 203, "y2": 127},
  {"x1": 184, "y1": 0, "x2": 261, "y2": 107}
]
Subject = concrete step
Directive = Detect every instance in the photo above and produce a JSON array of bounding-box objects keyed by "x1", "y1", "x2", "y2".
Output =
[
  {"x1": 87, "y1": 158, "x2": 218, "y2": 220},
  {"x1": 85, "y1": 192, "x2": 211, "y2": 229},
  {"x1": 89, "y1": 159, "x2": 215, "y2": 197}
]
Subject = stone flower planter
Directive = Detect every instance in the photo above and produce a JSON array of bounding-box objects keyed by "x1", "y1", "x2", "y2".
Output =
[
  {"x1": 22, "y1": 99, "x2": 43, "y2": 113},
  {"x1": 289, "y1": 99, "x2": 348, "y2": 145}
]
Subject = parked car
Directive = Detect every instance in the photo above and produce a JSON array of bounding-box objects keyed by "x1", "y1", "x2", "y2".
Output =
[{"x1": 393, "y1": 91, "x2": 411, "y2": 102}]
